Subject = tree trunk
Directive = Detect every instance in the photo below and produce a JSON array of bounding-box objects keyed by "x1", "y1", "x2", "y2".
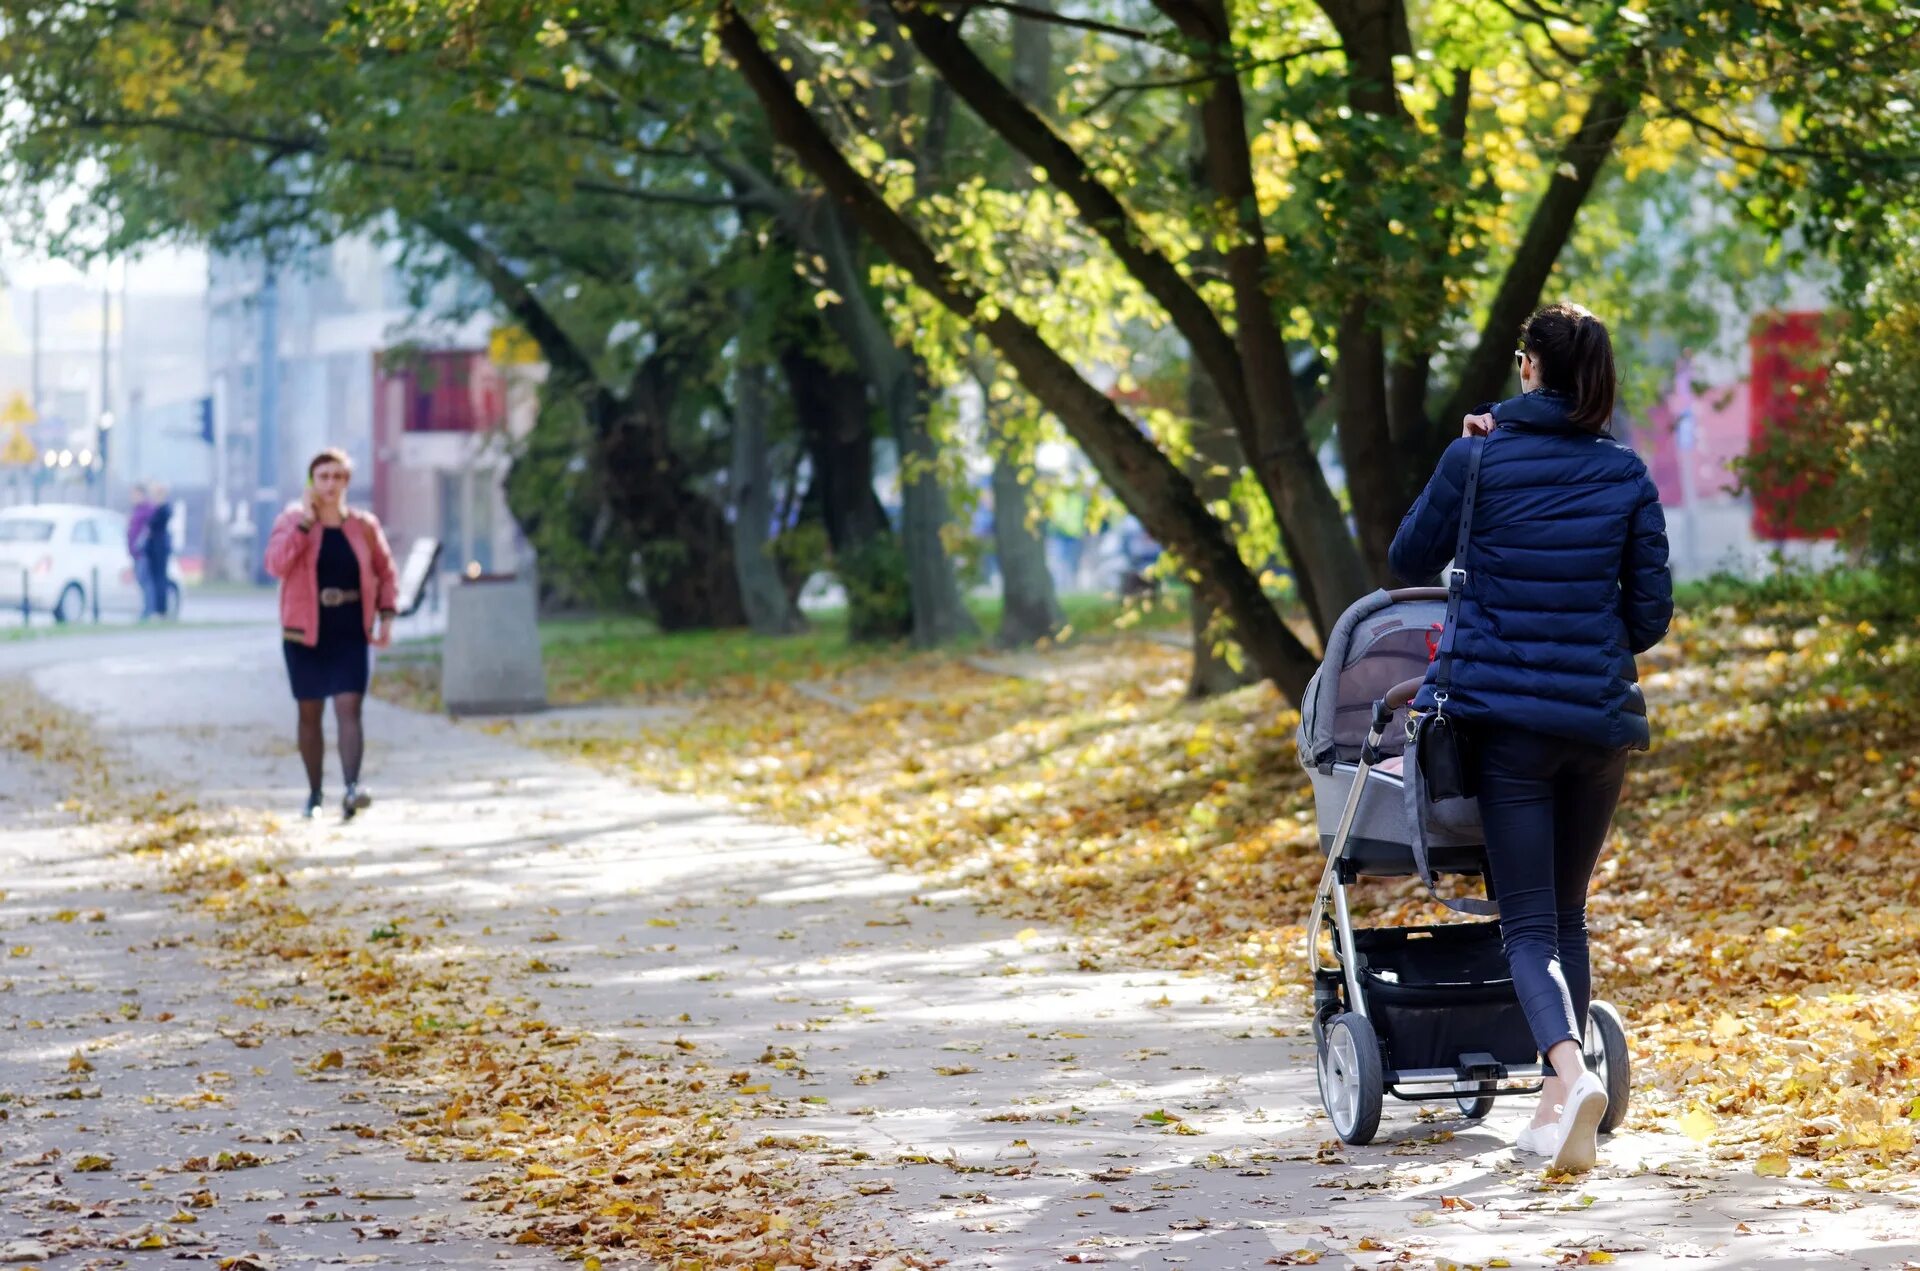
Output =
[
  {"x1": 779, "y1": 337, "x2": 912, "y2": 640},
  {"x1": 729, "y1": 359, "x2": 806, "y2": 634},
  {"x1": 987, "y1": 2, "x2": 1068, "y2": 650},
  {"x1": 896, "y1": 0, "x2": 1371, "y2": 634},
  {"x1": 984, "y1": 385, "x2": 1065, "y2": 647},
  {"x1": 1185, "y1": 360, "x2": 1259, "y2": 698},
  {"x1": 810, "y1": 204, "x2": 977, "y2": 646},
  {"x1": 599, "y1": 408, "x2": 747, "y2": 631},
  {"x1": 891, "y1": 363, "x2": 979, "y2": 645}
]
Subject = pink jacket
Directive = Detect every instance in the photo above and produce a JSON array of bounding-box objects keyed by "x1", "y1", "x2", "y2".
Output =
[{"x1": 265, "y1": 503, "x2": 399, "y2": 647}]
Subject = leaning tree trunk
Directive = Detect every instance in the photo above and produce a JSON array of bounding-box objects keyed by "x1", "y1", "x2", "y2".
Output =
[{"x1": 729, "y1": 359, "x2": 807, "y2": 634}]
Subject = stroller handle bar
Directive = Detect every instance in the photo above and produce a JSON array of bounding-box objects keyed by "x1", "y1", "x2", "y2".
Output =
[
  {"x1": 1385, "y1": 586, "x2": 1449, "y2": 603},
  {"x1": 1383, "y1": 675, "x2": 1428, "y2": 711}
]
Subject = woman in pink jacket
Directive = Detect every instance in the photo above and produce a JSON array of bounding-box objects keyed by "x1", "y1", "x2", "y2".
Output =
[{"x1": 265, "y1": 448, "x2": 398, "y2": 821}]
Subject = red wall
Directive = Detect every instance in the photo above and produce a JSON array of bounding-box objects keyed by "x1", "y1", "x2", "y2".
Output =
[
  {"x1": 1748, "y1": 312, "x2": 1837, "y2": 541},
  {"x1": 370, "y1": 350, "x2": 505, "y2": 522}
]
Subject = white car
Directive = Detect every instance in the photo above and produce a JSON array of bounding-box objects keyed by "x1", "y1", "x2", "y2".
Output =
[{"x1": 0, "y1": 502, "x2": 184, "y2": 623}]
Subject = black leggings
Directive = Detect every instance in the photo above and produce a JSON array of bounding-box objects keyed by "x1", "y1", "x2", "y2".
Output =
[
  {"x1": 1475, "y1": 727, "x2": 1629, "y2": 1053},
  {"x1": 296, "y1": 693, "x2": 364, "y2": 794}
]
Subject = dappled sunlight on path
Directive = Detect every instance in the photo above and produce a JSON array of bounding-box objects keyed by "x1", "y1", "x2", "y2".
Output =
[{"x1": 6, "y1": 618, "x2": 1919, "y2": 1266}]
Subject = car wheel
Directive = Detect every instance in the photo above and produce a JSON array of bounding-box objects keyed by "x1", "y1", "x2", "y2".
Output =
[{"x1": 54, "y1": 582, "x2": 84, "y2": 624}]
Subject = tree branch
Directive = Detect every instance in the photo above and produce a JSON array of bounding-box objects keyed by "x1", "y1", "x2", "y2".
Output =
[
  {"x1": 933, "y1": 0, "x2": 1170, "y2": 44},
  {"x1": 1387, "y1": 66, "x2": 1473, "y2": 439},
  {"x1": 716, "y1": 0, "x2": 1323, "y2": 694},
  {"x1": 57, "y1": 113, "x2": 755, "y2": 211},
  {"x1": 888, "y1": 0, "x2": 1259, "y2": 443},
  {"x1": 1436, "y1": 86, "x2": 1637, "y2": 440},
  {"x1": 1152, "y1": 0, "x2": 1372, "y2": 615},
  {"x1": 416, "y1": 212, "x2": 602, "y2": 395},
  {"x1": 1488, "y1": 0, "x2": 1587, "y2": 67},
  {"x1": 1076, "y1": 43, "x2": 1340, "y2": 117},
  {"x1": 1653, "y1": 99, "x2": 1920, "y2": 168}
]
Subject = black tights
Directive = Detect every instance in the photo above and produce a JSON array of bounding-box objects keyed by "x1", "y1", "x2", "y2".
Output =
[{"x1": 296, "y1": 693, "x2": 365, "y2": 794}]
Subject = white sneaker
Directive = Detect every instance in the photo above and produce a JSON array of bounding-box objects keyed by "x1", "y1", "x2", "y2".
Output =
[
  {"x1": 1549, "y1": 1073, "x2": 1609, "y2": 1172},
  {"x1": 1514, "y1": 1119, "x2": 1563, "y2": 1156}
]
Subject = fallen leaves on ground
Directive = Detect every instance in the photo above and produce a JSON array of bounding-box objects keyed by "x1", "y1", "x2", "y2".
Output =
[{"x1": 527, "y1": 608, "x2": 1920, "y2": 1181}]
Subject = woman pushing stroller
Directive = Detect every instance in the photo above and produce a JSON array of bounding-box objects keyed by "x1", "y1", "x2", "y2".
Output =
[{"x1": 1388, "y1": 302, "x2": 1673, "y2": 1170}]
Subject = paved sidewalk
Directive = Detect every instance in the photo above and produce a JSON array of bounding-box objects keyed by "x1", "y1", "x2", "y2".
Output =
[{"x1": 6, "y1": 631, "x2": 1919, "y2": 1268}]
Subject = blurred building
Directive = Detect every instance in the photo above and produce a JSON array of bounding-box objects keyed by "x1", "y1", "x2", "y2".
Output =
[
  {"x1": 205, "y1": 235, "x2": 537, "y2": 583},
  {"x1": 0, "y1": 259, "x2": 209, "y2": 564}
]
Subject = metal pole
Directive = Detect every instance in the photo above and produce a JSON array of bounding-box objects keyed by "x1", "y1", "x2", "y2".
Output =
[
  {"x1": 91, "y1": 566, "x2": 100, "y2": 623},
  {"x1": 30, "y1": 289, "x2": 40, "y2": 420},
  {"x1": 100, "y1": 284, "x2": 111, "y2": 504},
  {"x1": 256, "y1": 265, "x2": 278, "y2": 583},
  {"x1": 19, "y1": 568, "x2": 29, "y2": 626}
]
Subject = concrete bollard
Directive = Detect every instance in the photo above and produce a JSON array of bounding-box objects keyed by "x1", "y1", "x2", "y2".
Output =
[{"x1": 438, "y1": 574, "x2": 547, "y2": 716}]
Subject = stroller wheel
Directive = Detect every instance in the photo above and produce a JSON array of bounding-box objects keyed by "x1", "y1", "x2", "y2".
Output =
[
  {"x1": 1453, "y1": 1085, "x2": 1497, "y2": 1120},
  {"x1": 1316, "y1": 1012, "x2": 1383, "y2": 1145},
  {"x1": 1585, "y1": 1000, "x2": 1631, "y2": 1135}
]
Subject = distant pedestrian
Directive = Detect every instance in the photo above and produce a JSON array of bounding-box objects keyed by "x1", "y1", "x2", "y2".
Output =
[
  {"x1": 142, "y1": 484, "x2": 174, "y2": 619},
  {"x1": 265, "y1": 448, "x2": 398, "y2": 822},
  {"x1": 127, "y1": 483, "x2": 156, "y2": 616}
]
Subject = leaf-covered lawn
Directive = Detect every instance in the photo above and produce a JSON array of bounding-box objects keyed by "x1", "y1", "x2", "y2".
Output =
[{"x1": 528, "y1": 600, "x2": 1920, "y2": 1181}]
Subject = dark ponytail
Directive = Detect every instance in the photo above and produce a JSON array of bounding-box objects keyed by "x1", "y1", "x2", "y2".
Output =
[{"x1": 1519, "y1": 302, "x2": 1616, "y2": 434}]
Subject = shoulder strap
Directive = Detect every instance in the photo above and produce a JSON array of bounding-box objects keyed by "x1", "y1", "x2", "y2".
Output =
[{"x1": 1431, "y1": 436, "x2": 1485, "y2": 705}]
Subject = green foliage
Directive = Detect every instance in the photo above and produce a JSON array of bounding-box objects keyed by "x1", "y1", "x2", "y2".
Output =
[
  {"x1": 834, "y1": 537, "x2": 915, "y2": 644},
  {"x1": 1676, "y1": 565, "x2": 1915, "y2": 625},
  {"x1": 1724, "y1": 214, "x2": 1920, "y2": 613},
  {"x1": 503, "y1": 397, "x2": 641, "y2": 612},
  {"x1": 1824, "y1": 241, "x2": 1920, "y2": 607},
  {"x1": 768, "y1": 520, "x2": 830, "y2": 602}
]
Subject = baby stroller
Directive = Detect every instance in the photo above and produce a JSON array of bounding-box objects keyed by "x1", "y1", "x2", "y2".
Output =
[{"x1": 1296, "y1": 588, "x2": 1631, "y2": 1145}]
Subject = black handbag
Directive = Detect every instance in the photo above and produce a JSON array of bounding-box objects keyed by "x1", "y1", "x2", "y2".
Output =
[{"x1": 1410, "y1": 708, "x2": 1474, "y2": 802}]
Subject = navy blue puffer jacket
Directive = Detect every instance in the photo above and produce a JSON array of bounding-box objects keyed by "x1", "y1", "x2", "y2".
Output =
[{"x1": 1388, "y1": 389, "x2": 1673, "y2": 750}]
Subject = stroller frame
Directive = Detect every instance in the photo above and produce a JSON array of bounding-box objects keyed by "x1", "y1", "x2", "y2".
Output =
[{"x1": 1302, "y1": 588, "x2": 1629, "y2": 1145}]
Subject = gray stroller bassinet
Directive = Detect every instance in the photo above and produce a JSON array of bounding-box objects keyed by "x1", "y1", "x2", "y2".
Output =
[{"x1": 1296, "y1": 587, "x2": 1630, "y2": 1145}]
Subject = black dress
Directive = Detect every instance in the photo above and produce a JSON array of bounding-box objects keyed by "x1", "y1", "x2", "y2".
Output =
[{"x1": 284, "y1": 527, "x2": 370, "y2": 701}]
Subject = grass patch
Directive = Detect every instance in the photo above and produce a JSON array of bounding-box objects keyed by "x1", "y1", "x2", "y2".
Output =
[{"x1": 378, "y1": 589, "x2": 1189, "y2": 711}]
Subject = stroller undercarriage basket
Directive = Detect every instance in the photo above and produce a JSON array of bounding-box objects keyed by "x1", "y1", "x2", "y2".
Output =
[
  {"x1": 1298, "y1": 588, "x2": 1633, "y2": 1145},
  {"x1": 1337, "y1": 923, "x2": 1537, "y2": 1074}
]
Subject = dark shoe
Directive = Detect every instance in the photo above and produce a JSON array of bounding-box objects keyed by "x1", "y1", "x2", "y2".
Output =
[
  {"x1": 342, "y1": 783, "x2": 372, "y2": 822},
  {"x1": 302, "y1": 790, "x2": 324, "y2": 820}
]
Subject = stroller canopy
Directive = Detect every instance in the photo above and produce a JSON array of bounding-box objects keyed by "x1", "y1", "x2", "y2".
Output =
[{"x1": 1297, "y1": 588, "x2": 1449, "y2": 772}]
